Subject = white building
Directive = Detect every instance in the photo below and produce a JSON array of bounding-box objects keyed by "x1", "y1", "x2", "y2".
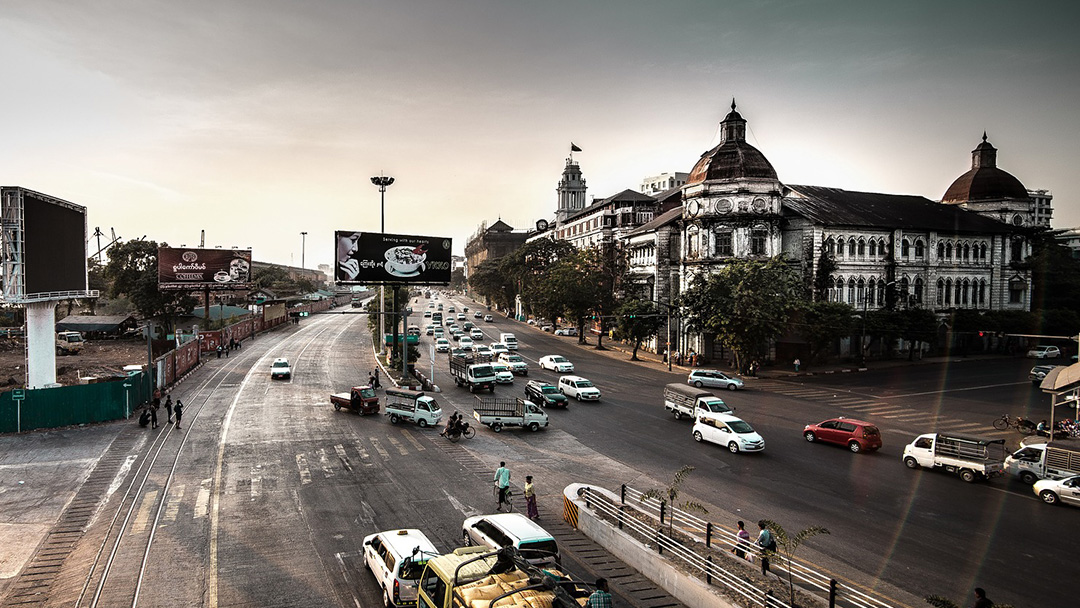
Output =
[{"x1": 641, "y1": 172, "x2": 689, "y2": 196}]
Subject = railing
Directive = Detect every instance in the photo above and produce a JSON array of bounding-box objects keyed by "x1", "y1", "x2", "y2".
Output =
[{"x1": 585, "y1": 485, "x2": 905, "y2": 608}]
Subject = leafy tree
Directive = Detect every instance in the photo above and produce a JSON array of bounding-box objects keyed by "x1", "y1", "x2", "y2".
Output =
[
  {"x1": 543, "y1": 251, "x2": 601, "y2": 343},
  {"x1": 759, "y1": 519, "x2": 830, "y2": 607},
  {"x1": 801, "y1": 301, "x2": 854, "y2": 363},
  {"x1": 500, "y1": 238, "x2": 577, "y2": 317},
  {"x1": 640, "y1": 465, "x2": 707, "y2": 538},
  {"x1": 469, "y1": 258, "x2": 515, "y2": 310},
  {"x1": 587, "y1": 243, "x2": 630, "y2": 349},
  {"x1": 812, "y1": 251, "x2": 837, "y2": 301},
  {"x1": 679, "y1": 257, "x2": 804, "y2": 371},
  {"x1": 104, "y1": 239, "x2": 197, "y2": 333},
  {"x1": 865, "y1": 309, "x2": 903, "y2": 359},
  {"x1": 898, "y1": 308, "x2": 939, "y2": 359},
  {"x1": 449, "y1": 267, "x2": 466, "y2": 292},
  {"x1": 613, "y1": 299, "x2": 664, "y2": 360},
  {"x1": 253, "y1": 265, "x2": 290, "y2": 290}
]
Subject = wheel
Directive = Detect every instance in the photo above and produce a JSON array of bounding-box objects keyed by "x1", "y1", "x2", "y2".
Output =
[
  {"x1": 960, "y1": 469, "x2": 976, "y2": 483},
  {"x1": 383, "y1": 591, "x2": 392, "y2": 608},
  {"x1": 727, "y1": 442, "x2": 740, "y2": 454},
  {"x1": 848, "y1": 441, "x2": 862, "y2": 453},
  {"x1": 389, "y1": 414, "x2": 400, "y2": 424},
  {"x1": 693, "y1": 431, "x2": 703, "y2": 442},
  {"x1": 448, "y1": 432, "x2": 460, "y2": 443},
  {"x1": 463, "y1": 427, "x2": 475, "y2": 438},
  {"x1": 490, "y1": 385, "x2": 496, "y2": 393},
  {"x1": 418, "y1": 419, "x2": 428, "y2": 428},
  {"x1": 693, "y1": 381, "x2": 704, "y2": 388},
  {"x1": 1040, "y1": 490, "x2": 1061, "y2": 505},
  {"x1": 492, "y1": 423, "x2": 503, "y2": 433},
  {"x1": 56, "y1": 347, "x2": 63, "y2": 355},
  {"x1": 334, "y1": 403, "x2": 341, "y2": 411},
  {"x1": 462, "y1": 531, "x2": 472, "y2": 545},
  {"x1": 528, "y1": 422, "x2": 540, "y2": 432},
  {"x1": 727, "y1": 383, "x2": 738, "y2": 391},
  {"x1": 993, "y1": 418, "x2": 1009, "y2": 431},
  {"x1": 904, "y1": 456, "x2": 919, "y2": 469},
  {"x1": 672, "y1": 410, "x2": 681, "y2": 420},
  {"x1": 804, "y1": 431, "x2": 816, "y2": 443},
  {"x1": 1019, "y1": 471, "x2": 1038, "y2": 485}
]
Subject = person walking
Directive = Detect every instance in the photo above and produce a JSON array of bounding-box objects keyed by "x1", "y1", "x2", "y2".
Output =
[
  {"x1": 494, "y1": 461, "x2": 511, "y2": 512},
  {"x1": 174, "y1": 400, "x2": 184, "y2": 430},
  {"x1": 971, "y1": 587, "x2": 994, "y2": 608},
  {"x1": 793, "y1": 358, "x2": 801, "y2": 372},
  {"x1": 732, "y1": 520, "x2": 751, "y2": 560},
  {"x1": 524, "y1": 475, "x2": 539, "y2": 520},
  {"x1": 164, "y1": 394, "x2": 173, "y2": 423},
  {"x1": 372, "y1": 369, "x2": 381, "y2": 389},
  {"x1": 216, "y1": 345, "x2": 223, "y2": 359},
  {"x1": 584, "y1": 578, "x2": 611, "y2": 608},
  {"x1": 756, "y1": 520, "x2": 776, "y2": 576},
  {"x1": 150, "y1": 401, "x2": 159, "y2": 429}
]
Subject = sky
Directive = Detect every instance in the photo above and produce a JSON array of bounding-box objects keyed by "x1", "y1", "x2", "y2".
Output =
[{"x1": 2, "y1": 1, "x2": 1078, "y2": 270}]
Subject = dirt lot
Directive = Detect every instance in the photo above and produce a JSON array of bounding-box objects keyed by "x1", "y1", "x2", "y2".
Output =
[{"x1": 0, "y1": 337, "x2": 151, "y2": 388}]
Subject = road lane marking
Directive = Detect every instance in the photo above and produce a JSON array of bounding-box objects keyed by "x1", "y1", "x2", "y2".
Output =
[
  {"x1": 296, "y1": 454, "x2": 312, "y2": 484},
  {"x1": 164, "y1": 485, "x2": 185, "y2": 522},
  {"x1": 318, "y1": 448, "x2": 336, "y2": 478},
  {"x1": 443, "y1": 489, "x2": 480, "y2": 517},
  {"x1": 354, "y1": 441, "x2": 373, "y2": 466},
  {"x1": 195, "y1": 478, "x2": 211, "y2": 518},
  {"x1": 401, "y1": 429, "x2": 426, "y2": 452},
  {"x1": 387, "y1": 436, "x2": 409, "y2": 455},
  {"x1": 132, "y1": 490, "x2": 158, "y2": 533},
  {"x1": 887, "y1": 380, "x2": 1029, "y2": 398},
  {"x1": 335, "y1": 444, "x2": 353, "y2": 472},
  {"x1": 370, "y1": 438, "x2": 391, "y2": 460}
]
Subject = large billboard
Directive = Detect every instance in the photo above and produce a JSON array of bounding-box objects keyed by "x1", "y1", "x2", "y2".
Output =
[
  {"x1": 1, "y1": 187, "x2": 89, "y2": 302},
  {"x1": 335, "y1": 232, "x2": 452, "y2": 285},
  {"x1": 158, "y1": 247, "x2": 253, "y2": 290}
]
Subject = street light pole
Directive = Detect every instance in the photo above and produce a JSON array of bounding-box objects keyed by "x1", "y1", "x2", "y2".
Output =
[
  {"x1": 300, "y1": 231, "x2": 307, "y2": 269},
  {"x1": 371, "y1": 175, "x2": 395, "y2": 357}
]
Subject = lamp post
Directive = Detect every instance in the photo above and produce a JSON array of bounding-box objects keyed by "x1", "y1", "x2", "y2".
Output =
[
  {"x1": 300, "y1": 231, "x2": 307, "y2": 269},
  {"x1": 371, "y1": 175, "x2": 395, "y2": 356}
]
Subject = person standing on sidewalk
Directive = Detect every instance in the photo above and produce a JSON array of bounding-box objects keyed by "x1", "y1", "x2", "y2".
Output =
[
  {"x1": 174, "y1": 400, "x2": 184, "y2": 430},
  {"x1": 732, "y1": 520, "x2": 751, "y2": 559},
  {"x1": 584, "y1": 578, "x2": 611, "y2": 608},
  {"x1": 757, "y1": 520, "x2": 776, "y2": 576},
  {"x1": 794, "y1": 358, "x2": 801, "y2": 372},
  {"x1": 524, "y1": 475, "x2": 538, "y2": 520},
  {"x1": 494, "y1": 462, "x2": 511, "y2": 512},
  {"x1": 164, "y1": 394, "x2": 173, "y2": 423}
]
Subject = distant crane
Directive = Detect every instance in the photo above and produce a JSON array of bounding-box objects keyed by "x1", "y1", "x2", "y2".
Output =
[{"x1": 90, "y1": 227, "x2": 122, "y2": 263}]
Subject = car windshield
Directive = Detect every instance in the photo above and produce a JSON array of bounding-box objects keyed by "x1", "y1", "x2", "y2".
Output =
[
  {"x1": 492, "y1": 364, "x2": 509, "y2": 372},
  {"x1": 505, "y1": 355, "x2": 522, "y2": 362},
  {"x1": 552, "y1": 356, "x2": 568, "y2": 363},
  {"x1": 541, "y1": 386, "x2": 559, "y2": 394},
  {"x1": 576, "y1": 380, "x2": 594, "y2": 388},
  {"x1": 728, "y1": 420, "x2": 755, "y2": 434},
  {"x1": 273, "y1": 361, "x2": 289, "y2": 368},
  {"x1": 701, "y1": 400, "x2": 729, "y2": 412},
  {"x1": 359, "y1": 388, "x2": 376, "y2": 399},
  {"x1": 472, "y1": 365, "x2": 493, "y2": 376}
]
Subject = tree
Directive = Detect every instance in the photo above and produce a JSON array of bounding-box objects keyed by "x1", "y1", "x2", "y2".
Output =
[
  {"x1": 898, "y1": 308, "x2": 939, "y2": 359},
  {"x1": 759, "y1": 519, "x2": 830, "y2": 606},
  {"x1": 800, "y1": 301, "x2": 854, "y2": 363},
  {"x1": 812, "y1": 251, "x2": 837, "y2": 302},
  {"x1": 1026, "y1": 232, "x2": 1080, "y2": 312},
  {"x1": 104, "y1": 239, "x2": 197, "y2": 333},
  {"x1": 588, "y1": 243, "x2": 630, "y2": 350},
  {"x1": 542, "y1": 251, "x2": 601, "y2": 343},
  {"x1": 449, "y1": 267, "x2": 467, "y2": 292},
  {"x1": 469, "y1": 258, "x2": 515, "y2": 310},
  {"x1": 679, "y1": 257, "x2": 804, "y2": 371},
  {"x1": 639, "y1": 465, "x2": 707, "y2": 538},
  {"x1": 613, "y1": 299, "x2": 664, "y2": 360},
  {"x1": 499, "y1": 238, "x2": 577, "y2": 318}
]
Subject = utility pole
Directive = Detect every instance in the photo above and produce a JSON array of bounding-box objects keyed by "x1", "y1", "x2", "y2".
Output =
[
  {"x1": 300, "y1": 231, "x2": 307, "y2": 269},
  {"x1": 371, "y1": 175, "x2": 395, "y2": 356}
]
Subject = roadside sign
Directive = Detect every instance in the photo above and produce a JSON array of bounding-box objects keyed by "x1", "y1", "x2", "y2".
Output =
[{"x1": 12, "y1": 389, "x2": 25, "y2": 401}]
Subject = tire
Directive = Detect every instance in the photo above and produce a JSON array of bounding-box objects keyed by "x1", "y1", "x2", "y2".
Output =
[
  {"x1": 904, "y1": 456, "x2": 919, "y2": 469},
  {"x1": 334, "y1": 403, "x2": 341, "y2": 411},
  {"x1": 383, "y1": 591, "x2": 392, "y2": 608},
  {"x1": 448, "y1": 432, "x2": 460, "y2": 443},
  {"x1": 528, "y1": 422, "x2": 540, "y2": 432},
  {"x1": 727, "y1": 442, "x2": 740, "y2": 454},
  {"x1": 418, "y1": 419, "x2": 428, "y2": 428},
  {"x1": 693, "y1": 431, "x2": 703, "y2": 442},
  {"x1": 804, "y1": 431, "x2": 816, "y2": 443},
  {"x1": 463, "y1": 427, "x2": 475, "y2": 438},
  {"x1": 1019, "y1": 471, "x2": 1038, "y2": 485},
  {"x1": 727, "y1": 383, "x2": 737, "y2": 391},
  {"x1": 56, "y1": 347, "x2": 63, "y2": 355},
  {"x1": 462, "y1": 531, "x2": 472, "y2": 545},
  {"x1": 848, "y1": 441, "x2": 862, "y2": 454},
  {"x1": 490, "y1": 385, "x2": 496, "y2": 394},
  {"x1": 492, "y1": 423, "x2": 503, "y2": 433},
  {"x1": 993, "y1": 418, "x2": 1009, "y2": 431},
  {"x1": 673, "y1": 410, "x2": 681, "y2": 420},
  {"x1": 1040, "y1": 490, "x2": 1061, "y2": 505},
  {"x1": 693, "y1": 381, "x2": 704, "y2": 388},
  {"x1": 389, "y1": 414, "x2": 400, "y2": 424},
  {"x1": 960, "y1": 469, "x2": 976, "y2": 483}
]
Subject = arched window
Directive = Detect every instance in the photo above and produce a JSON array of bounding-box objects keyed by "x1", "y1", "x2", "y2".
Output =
[
  {"x1": 914, "y1": 277, "x2": 924, "y2": 304},
  {"x1": 979, "y1": 280, "x2": 987, "y2": 306},
  {"x1": 1011, "y1": 238, "x2": 1023, "y2": 262},
  {"x1": 954, "y1": 280, "x2": 962, "y2": 305},
  {"x1": 848, "y1": 279, "x2": 856, "y2": 304},
  {"x1": 825, "y1": 238, "x2": 835, "y2": 256},
  {"x1": 877, "y1": 279, "x2": 886, "y2": 304},
  {"x1": 980, "y1": 243, "x2": 987, "y2": 261},
  {"x1": 858, "y1": 239, "x2": 866, "y2": 257},
  {"x1": 835, "y1": 236, "x2": 844, "y2": 257},
  {"x1": 857, "y1": 278, "x2": 866, "y2": 304},
  {"x1": 848, "y1": 238, "x2": 856, "y2": 257},
  {"x1": 961, "y1": 279, "x2": 970, "y2": 305},
  {"x1": 938, "y1": 242, "x2": 945, "y2": 259},
  {"x1": 868, "y1": 278, "x2": 877, "y2": 306},
  {"x1": 879, "y1": 239, "x2": 888, "y2": 257},
  {"x1": 945, "y1": 279, "x2": 953, "y2": 305},
  {"x1": 900, "y1": 277, "x2": 910, "y2": 305},
  {"x1": 835, "y1": 278, "x2": 844, "y2": 303},
  {"x1": 946, "y1": 242, "x2": 953, "y2": 260},
  {"x1": 915, "y1": 240, "x2": 925, "y2": 258},
  {"x1": 963, "y1": 244, "x2": 970, "y2": 261},
  {"x1": 937, "y1": 279, "x2": 945, "y2": 306},
  {"x1": 901, "y1": 239, "x2": 910, "y2": 258},
  {"x1": 751, "y1": 227, "x2": 768, "y2": 256},
  {"x1": 869, "y1": 240, "x2": 877, "y2": 257}
]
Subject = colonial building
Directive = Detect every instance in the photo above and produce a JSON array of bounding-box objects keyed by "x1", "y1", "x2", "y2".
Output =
[{"x1": 464, "y1": 219, "x2": 526, "y2": 287}]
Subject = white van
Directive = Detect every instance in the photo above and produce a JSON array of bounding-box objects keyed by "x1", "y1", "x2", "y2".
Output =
[
  {"x1": 363, "y1": 528, "x2": 439, "y2": 607},
  {"x1": 499, "y1": 332, "x2": 518, "y2": 350},
  {"x1": 462, "y1": 512, "x2": 559, "y2": 565}
]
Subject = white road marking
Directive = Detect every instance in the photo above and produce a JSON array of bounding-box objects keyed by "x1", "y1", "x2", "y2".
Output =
[
  {"x1": 356, "y1": 500, "x2": 376, "y2": 525},
  {"x1": 296, "y1": 453, "x2": 312, "y2": 484},
  {"x1": 318, "y1": 448, "x2": 336, "y2": 478},
  {"x1": 370, "y1": 438, "x2": 391, "y2": 460},
  {"x1": 251, "y1": 476, "x2": 261, "y2": 500},
  {"x1": 335, "y1": 444, "x2": 353, "y2": 472},
  {"x1": 888, "y1": 380, "x2": 1029, "y2": 398},
  {"x1": 387, "y1": 436, "x2": 409, "y2": 455},
  {"x1": 354, "y1": 440, "x2": 373, "y2": 466},
  {"x1": 132, "y1": 490, "x2": 158, "y2": 533},
  {"x1": 164, "y1": 485, "x2": 185, "y2": 522},
  {"x1": 195, "y1": 478, "x2": 212, "y2": 518},
  {"x1": 443, "y1": 489, "x2": 480, "y2": 517},
  {"x1": 401, "y1": 429, "x2": 425, "y2": 452}
]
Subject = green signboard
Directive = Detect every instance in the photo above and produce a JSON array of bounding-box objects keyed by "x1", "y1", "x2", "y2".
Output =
[{"x1": 383, "y1": 334, "x2": 419, "y2": 345}]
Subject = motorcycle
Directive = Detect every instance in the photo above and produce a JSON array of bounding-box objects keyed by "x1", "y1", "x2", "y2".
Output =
[{"x1": 446, "y1": 420, "x2": 475, "y2": 442}]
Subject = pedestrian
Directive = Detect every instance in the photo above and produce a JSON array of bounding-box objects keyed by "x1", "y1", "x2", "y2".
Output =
[
  {"x1": 150, "y1": 401, "x2": 159, "y2": 429},
  {"x1": 368, "y1": 373, "x2": 376, "y2": 387},
  {"x1": 236, "y1": 338, "x2": 242, "y2": 350},
  {"x1": 174, "y1": 400, "x2": 184, "y2": 430},
  {"x1": 689, "y1": 350, "x2": 697, "y2": 367},
  {"x1": 524, "y1": 475, "x2": 539, "y2": 520},
  {"x1": 731, "y1": 520, "x2": 751, "y2": 560},
  {"x1": 224, "y1": 343, "x2": 229, "y2": 358},
  {"x1": 971, "y1": 587, "x2": 993, "y2": 608},
  {"x1": 216, "y1": 345, "x2": 223, "y2": 359},
  {"x1": 794, "y1": 358, "x2": 801, "y2": 372},
  {"x1": 165, "y1": 394, "x2": 173, "y2": 423},
  {"x1": 757, "y1": 520, "x2": 776, "y2": 576},
  {"x1": 372, "y1": 369, "x2": 381, "y2": 389},
  {"x1": 584, "y1": 578, "x2": 611, "y2": 608},
  {"x1": 494, "y1": 461, "x2": 511, "y2": 512},
  {"x1": 751, "y1": 360, "x2": 760, "y2": 377}
]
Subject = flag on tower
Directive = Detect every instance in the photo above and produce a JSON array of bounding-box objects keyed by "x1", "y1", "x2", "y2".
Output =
[{"x1": 570, "y1": 142, "x2": 582, "y2": 152}]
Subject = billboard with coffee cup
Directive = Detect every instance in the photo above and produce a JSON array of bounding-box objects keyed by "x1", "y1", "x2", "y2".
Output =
[
  {"x1": 335, "y1": 231, "x2": 451, "y2": 285},
  {"x1": 158, "y1": 247, "x2": 253, "y2": 290}
]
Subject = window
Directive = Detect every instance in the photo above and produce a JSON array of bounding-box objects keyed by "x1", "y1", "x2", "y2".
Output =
[
  {"x1": 848, "y1": 280, "x2": 855, "y2": 304},
  {"x1": 858, "y1": 239, "x2": 866, "y2": 257},
  {"x1": 1011, "y1": 238, "x2": 1023, "y2": 262},
  {"x1": 848, "y1": 238, "x2": 856, "y2": 257},
  {"x1": 868, "y1": 278, "x2": 877, "y2": 306},
  {"x1": 1010, "y1": 284, "x2": 1023, "y2": 304},
  {"x1": 715, "y1": 229, "x2": 733, "y2": 256},
  {"x1": 945, "y1": 279, "x2": 952, "y2": 305},
  {"x1": 835, "y1": 278, "x2": 844, "y2": 303},
  {"x1": 869, "y1": 240, "x2": 877, "y2": 257},
  {"x1": 879, "y1": 239, "x2": 887, "y2": 257},
  {"x1": 901, "y1": 239, "x2": 910, "y2": 258},
  {"x1": 937, "y1": 279, "x2": 945, "y2": 306},
  {"x1": 751, "y1": 228, "x2": 768, "y2": 256},
  {"x1": 980, "y1": 243, "x2": 987, "y2": 261},
  {"x1": 915, "y1": 240, "x2": 925, "y2": 258},
  {"x1": 877, "y1": 280, "x2": 885, "y2": 304},
  {"x1": 954, "y1": 280, "x2": 962, "y2": 305},
  {"x1": 946, "y1": 242, "x2": 953, "y2": 260},
  {"x1": 856, "y1": 278, "x2": 865, "y2": 304},
  {"x1": 826, "y1": 238, "x2": 835, "y2": 256},
  {"x1": 961, "y1": 279, "x2": 969, "y2": 305},
  {"x1": 900, "y1": 277, "x2": 910, "y2": 303},
  {"x1": 914, "y1": 278, "x2": 924, "y2": 304},
  {"x1": 938, "y1": 242, "x2": 945, "y2": 259},
  {"x1": 963, "y1": 244, "x2": 970, "y2": 261}
]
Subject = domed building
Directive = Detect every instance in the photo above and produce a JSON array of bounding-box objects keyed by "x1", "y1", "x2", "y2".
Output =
[{"x1": 942, "y1": 133, "x2": 1036, "y2": 226}]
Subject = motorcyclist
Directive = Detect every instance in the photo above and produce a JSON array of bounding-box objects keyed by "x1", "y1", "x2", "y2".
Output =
[{"x1": 441, "y1": 412, "x2": 459, "y2": 437}]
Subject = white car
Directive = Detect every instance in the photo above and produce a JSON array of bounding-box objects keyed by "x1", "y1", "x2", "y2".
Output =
[
  {"x1": 484, "y1": 314, "x2": 494, "y2": 322},
  {"x1": 554, "y1": 327, "x2": 577, "y2": 337},
  {"x1": 539, "y1": 355, "x2": 574, "y2": 373},
  {"x1": 490, "y1": 342, "x2": 509, "y2": 356},
  {"x1": 435, "y1": 338, "x2": 450, "y2": 353},
  {"x1": 470, "y1": 328, "x2": 484, "y2": 340},
  {"x1": 688, "y1": 369, "x2": 744, "y2": 391},
  {"x1": 558, "y1": 375, "x2": 600, "y2": 401},
  {"x1": 425, "y1": 324, "x2": 435, "y2": 335},
  {"x1": 692, "y1": 413, "x2": 764, "y2": 453},
  {"x1": 270, "y1": 358, "x2": 291, "y2": 380},
  {"x1": 1027, "y1": 345, "x2": 1062, "y2": 359},
  {"x1": 1034, "y1": 475, "x2": 1080, "y2": 507},
  {"x1": 363, "y1": 529, "x2": 439, "y2": 608},
  {"x1": 474, "y1": 345, "x2": 493, "y2": 358},
  {"x1": 459, "y1": 337, "x2": 474, "y2": 349},
  {"x1": 491, "y1": 363, "x2": 515, "y2": 384}
]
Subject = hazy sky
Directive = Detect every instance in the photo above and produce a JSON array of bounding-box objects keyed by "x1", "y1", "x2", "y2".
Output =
[{"x1": 2, "y1": 1, "x2": 1077, "y2": 269}]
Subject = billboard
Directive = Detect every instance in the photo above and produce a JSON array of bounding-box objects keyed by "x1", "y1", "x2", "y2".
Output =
[
  {"x1": 1, "y1": 187, "x2": 89, "y2": 302},
  {"x1": 158, "y1": 247, "x2": 253, "y2": 290},
  {"x1": 335, "y1": 232, "x2": 452, "y2": 285}
]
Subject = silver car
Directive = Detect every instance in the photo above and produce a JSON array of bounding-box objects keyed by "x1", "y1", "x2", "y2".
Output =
[{"x1": 688, "y1": 369, "x2": 744, "y2": 391}]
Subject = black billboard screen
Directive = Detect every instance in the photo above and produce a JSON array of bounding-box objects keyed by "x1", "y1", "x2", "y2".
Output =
[
  {"x1": 335, "y1": 232, "x2": 452, "y2": 285},
  {"x1": 23, "y1": 191, "x2": 87, "y2": 295}
]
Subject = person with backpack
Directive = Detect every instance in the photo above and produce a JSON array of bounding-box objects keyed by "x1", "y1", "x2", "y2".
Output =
[
  {"x1": 174, "y1": 400, "x2": 185, "y2": 430},
  {"x1": 757, "y1": 520, "x2": 776, "y2": 576}
]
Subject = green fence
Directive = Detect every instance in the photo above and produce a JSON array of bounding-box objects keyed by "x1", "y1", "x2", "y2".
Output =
[{"x1": 0, "y1": 373, "x2": 149, "y2": 434}]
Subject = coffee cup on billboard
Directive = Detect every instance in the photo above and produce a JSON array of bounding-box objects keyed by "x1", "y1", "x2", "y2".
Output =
[
  {"x1": 384, "y1": 246, "x2": 427, "y2": 276},
  {"x1": 214, "y1": 271, "x2": 231, "y2": 283}
]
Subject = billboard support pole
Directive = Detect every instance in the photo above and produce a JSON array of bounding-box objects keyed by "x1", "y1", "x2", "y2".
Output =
[{"x1": 370, "y1": 175, "x2": 394, "y2": 357}]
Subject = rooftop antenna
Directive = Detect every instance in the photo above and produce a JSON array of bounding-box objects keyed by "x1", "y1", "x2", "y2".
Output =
[{"x1": 200, "y1": 230, "x2": 205, "y2": 247}]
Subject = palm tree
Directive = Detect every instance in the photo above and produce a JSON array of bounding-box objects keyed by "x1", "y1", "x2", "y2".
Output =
[
  {"x1": 640, "y1": 465, "x2": 707, "y2": 537},
  {"x1": 759, "y1": 519, "x2": 830, "y2": 606}
]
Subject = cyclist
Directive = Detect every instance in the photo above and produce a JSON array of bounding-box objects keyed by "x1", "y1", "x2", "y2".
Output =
[{"x1": 494, "y1": 461, "x2": 511, "y2": 512}]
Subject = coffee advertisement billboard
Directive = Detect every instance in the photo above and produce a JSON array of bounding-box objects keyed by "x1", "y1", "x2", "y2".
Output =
[
  {"x1": 335, "y1": 232, "x2": 451, "y2": 285},
  {"x1": 158, "y1": 247, "x2": 253, "y2": 290}
]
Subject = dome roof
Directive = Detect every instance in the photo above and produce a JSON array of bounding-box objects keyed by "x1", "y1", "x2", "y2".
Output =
[
  {"x1": 942, "y1": 133, "x2": 1028, "y2": 203},
  {"x1": 686, "y1": 99, "x2": 777, "y2": 185}
]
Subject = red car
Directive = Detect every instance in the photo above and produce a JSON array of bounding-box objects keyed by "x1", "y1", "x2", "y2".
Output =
[{"x1": 803, "y1": 418, "x2": 882, "y2": 453}]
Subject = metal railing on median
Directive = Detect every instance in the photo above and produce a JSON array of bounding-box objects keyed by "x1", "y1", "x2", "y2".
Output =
[{"x1": 581, "y1": 484, "x2": 905, "y2": 608}]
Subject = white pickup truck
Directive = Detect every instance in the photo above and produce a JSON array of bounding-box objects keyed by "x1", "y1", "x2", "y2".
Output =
[
  {"x1": 472, "y1": 396, "x2": 548, "y2": 433},
  {"x1": 1006, "y1": 438, "x2": 1080, "y2": 484},
  {"x1": 902, "y1": 432, "x2": 1007, "y2": 482},
  {"x1": 384, "y1": 388, "x2": 442, "y2": 428},
  {"x1": 663, "y1": 383, "x2": 733, "y2": 420}
]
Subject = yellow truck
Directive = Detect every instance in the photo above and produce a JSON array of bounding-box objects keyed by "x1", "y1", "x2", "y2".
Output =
[{"x1": 416, "y1": 546, "x2": 591, "y2": 608}]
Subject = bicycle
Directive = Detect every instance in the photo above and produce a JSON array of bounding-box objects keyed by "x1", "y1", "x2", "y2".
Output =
[
  {"x1": 993, "y1": 414, "x2": 1035, "y2": 435},
  {"x1": 493, "y1": 485, "x2": 514, "y2": 512}
]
